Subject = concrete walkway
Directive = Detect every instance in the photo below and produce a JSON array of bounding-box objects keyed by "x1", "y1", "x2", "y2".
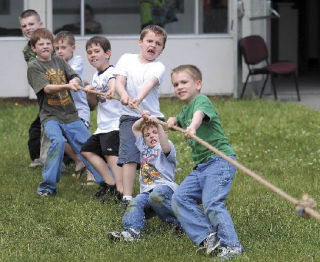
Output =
[{"x1": 263, "y1": 73, "x2": 320, "y2": 112}]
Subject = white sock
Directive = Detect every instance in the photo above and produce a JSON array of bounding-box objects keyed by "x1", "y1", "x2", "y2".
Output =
[{"x1": 123, "y1": 195, "x2": 132, "y2": 201}]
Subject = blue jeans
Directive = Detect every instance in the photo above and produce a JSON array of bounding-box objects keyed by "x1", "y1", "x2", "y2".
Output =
[
  {"x1": 37, "y1": 120, "x2": 104, "y2": 193},
  {"x1": 123, "y1": 185, "x2": 179, "y2": 232},
  {"x1": 172, "y1": 155, "x2": 240, "y2": 247}
]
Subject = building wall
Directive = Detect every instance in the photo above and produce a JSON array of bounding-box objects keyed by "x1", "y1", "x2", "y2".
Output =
[{"x1": 0, "y1": 35, "x2": 234, "y2": 98}]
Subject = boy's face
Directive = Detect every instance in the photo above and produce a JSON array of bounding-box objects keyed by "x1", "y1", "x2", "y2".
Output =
[
  {"x1": 172, "y1": 71, "x2": 202, "y2": 105},
  {"x1": 143, "y1": 125, "x2": 159, "y2": 148},
  {"x1": 31, "y1": 37, "x2": 53, "y2": 62},
  {"x1": 54, "y1": 40, "x2": 74, "y2": 62},
  {"x1": 20, "y1": 16, "x2": 42, "y2": 39},
  {"x1": 86, "y1": 43, "x2": 110, "y2": 71},
  {"x1": 138, "y1": 31, "x2": 164, "y2": 63}
]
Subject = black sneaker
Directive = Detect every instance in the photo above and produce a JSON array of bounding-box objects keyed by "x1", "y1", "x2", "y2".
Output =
[
  {"x1": 37, "y1": 189, "x2": 56, "y2": 197},
  {"x1": 93, "y1": 183, "x2": 116, "y2": 198}
]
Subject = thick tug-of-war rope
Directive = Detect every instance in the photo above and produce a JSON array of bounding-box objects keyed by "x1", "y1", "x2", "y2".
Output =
[{"x1": 78, "y1": 86, "x2": 320, "y2": 221}]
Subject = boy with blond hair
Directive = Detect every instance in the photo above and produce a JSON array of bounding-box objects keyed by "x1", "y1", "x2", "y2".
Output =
[
  {"x1": 167, "y1": 65, "x2": 244, "y2": 260},
  {"x1": 53, "y1": 30, "x2": 94, "y2": 184},
  {"x1": 81, "y1": 36, "x2": 123, "y2": 198},
  {"x1": 115, "y1": 25, "x2": 167, "y2": 209},
  {"x1": 27, "y1": 28, "x2": 104, "y2": 196},
  {"x1": 108, "y1": 113, "x2": 179, "y2": 241}
]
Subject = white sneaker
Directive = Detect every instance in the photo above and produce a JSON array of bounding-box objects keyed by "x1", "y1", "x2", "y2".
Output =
[
  {"x1": 107, "y1": 228, "x2": 141, "y2": 241},
  {"x1": 196, "y1": 232, "x2": 220, "y2": 255},
  {"x1": 29, "y1": 158, "x2": 43, "y2": 168},
  {"x1": 217, "y1": 246, "x2": 245, "y2": 260}
]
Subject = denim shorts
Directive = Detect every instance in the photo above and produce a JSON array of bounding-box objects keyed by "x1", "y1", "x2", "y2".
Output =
[
  {"x1": 117, "y1": 115, "x2": 141, "y2": 166},
  {"x1": 118, "y1": 115, "x2": 166, "y2": 167}
]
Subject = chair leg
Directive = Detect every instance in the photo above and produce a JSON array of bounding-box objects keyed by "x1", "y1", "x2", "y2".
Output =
[
  {"x1": 270, "y1": 74, "x2": 277, "y2": 100},
  {"x1": 240, "y1": 73, "x2": 250, "y2": 98},
  {"x1": 293, "y1": 72, "x2": 301, "y2": 101},
  {"x1": 259, "y1": 74, "x2": 269, "y2": 98}
]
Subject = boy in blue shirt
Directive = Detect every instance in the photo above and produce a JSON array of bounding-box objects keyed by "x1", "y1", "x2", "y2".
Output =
[
  {"x1": 167, "y1": 65, "x2": 244, "y2": 260},
  {"x1": 108, "y1": 113, "x2": 179, "y2": 240}
]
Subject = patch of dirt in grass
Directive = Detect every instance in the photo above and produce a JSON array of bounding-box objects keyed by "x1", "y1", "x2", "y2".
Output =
[{"x1": 0, "y1": 97, "x2": 37, "y2": 106}]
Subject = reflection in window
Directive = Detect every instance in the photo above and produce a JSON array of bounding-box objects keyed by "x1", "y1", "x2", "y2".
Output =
[
  {"x1": 52, "y1": 0, "x2": 228, "y2": 36},
  {"x1": 201, "y1": 0, "x2": 228, "y2": 33},
  {"x1": 0, "y1": 0, "x2": 23, "y2": 36}
]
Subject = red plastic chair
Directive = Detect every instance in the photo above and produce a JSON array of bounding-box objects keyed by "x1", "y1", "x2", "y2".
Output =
[{"x1": 239, "y1": 35, "x2": 300, "y2": 101}]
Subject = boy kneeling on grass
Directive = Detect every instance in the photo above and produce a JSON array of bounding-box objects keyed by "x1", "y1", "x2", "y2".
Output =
[
  {"x1": 108, "y1": 113, "x2": 180, "y2": 241},
  {"x1": 167, "y1": 65, "x2": 244, "y2": 260}
]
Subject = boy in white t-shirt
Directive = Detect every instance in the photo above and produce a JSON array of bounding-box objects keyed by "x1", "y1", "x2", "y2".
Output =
[
  {"x1": 115, "y1": 25, "x2": 167, "y2": 210},
  {"x1": 81, "y1": 36, "x2": 123, "y2": 198}
]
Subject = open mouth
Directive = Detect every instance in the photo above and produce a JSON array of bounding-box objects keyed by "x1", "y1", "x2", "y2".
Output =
[{"x1": 147, "y1": 49, "x2": 155, "y2": 55}]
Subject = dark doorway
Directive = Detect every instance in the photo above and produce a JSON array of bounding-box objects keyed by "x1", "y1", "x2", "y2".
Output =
[{"x1": 272, "y1": 0, "x2": 320, "y2": 76}]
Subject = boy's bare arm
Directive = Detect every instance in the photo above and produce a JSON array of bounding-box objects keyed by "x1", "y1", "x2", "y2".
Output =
[
  {"x1": 106, "y1": 78, "x2": 116, "y2": 99},
  {"x1": 132, "y1": 76, "x2": 158, "y2": 106},
  {"x1": 84, "y1": 84, "x2": 98, "y2": 109},
  {"x1": 44, "y1": 77, "x2": 81, "y2": 94},
  {"x1": 185, "y1": 110, "x2": 205, "y2": 138},
  {"x1": 156, "y1": 122, "x2": 171, "y2": 154},
  {"x1": 167, "y1": 117, "x2": 178, "y2": 129},
  {"x1": 132, "y1": 117, "x2": 144, "y2": 138},
  {"x1": 115, "y1": 75, "x2": 130, "y2": 105}
]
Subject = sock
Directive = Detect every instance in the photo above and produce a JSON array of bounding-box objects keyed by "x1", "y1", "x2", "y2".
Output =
[{"x1": 123, "y1": 195, "x2": 132, "y2": 201}]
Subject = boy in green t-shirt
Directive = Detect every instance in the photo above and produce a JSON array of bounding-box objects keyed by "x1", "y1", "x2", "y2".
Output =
[
  {"x1": 167, "y1": 65, "x2": 244, "y2": 260},
  {"x1": 27, "y1": 28, "x2": 104, "y2": 196}
]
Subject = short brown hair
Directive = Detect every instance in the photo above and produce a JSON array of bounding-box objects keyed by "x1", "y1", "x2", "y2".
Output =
[
  {"x1": 54, "y1": 30, "x2": 75, "y2": 46},
  {"x1": 19, "y1": 9, "x2": 41, "y2": 22},
  {"x1": 86, "y1": 36, "x2": 111, "y2": 52},
  {"x1": 141, "y1": 122, "x2": 158, "y2": 137},
  {"x1": 171, "y1": 64, "x2": 202, "y2": 81},
  {"x1": 140, "y1": 25, "x2": 167, "y2": 48},
  {"x1": 30, "y1": 28, "x2": 54, "y2": 47}
]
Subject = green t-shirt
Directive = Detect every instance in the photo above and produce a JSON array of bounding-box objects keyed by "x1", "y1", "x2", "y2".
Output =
[
  {"x1": 27, "y1": 56, "x2": 80, "y2": 124},
  {"x1": 176, "y1": 94, "x2": 235, "y2": 168}
]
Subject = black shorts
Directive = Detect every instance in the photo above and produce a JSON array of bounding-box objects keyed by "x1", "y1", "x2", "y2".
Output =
[{"x1": 81, "y1": 131, "x2": 119, "y2": 157}]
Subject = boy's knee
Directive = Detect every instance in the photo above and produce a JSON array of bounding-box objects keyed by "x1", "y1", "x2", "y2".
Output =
[{"x1": 149, "y1": 190, "x2": 166, "y2": 205}]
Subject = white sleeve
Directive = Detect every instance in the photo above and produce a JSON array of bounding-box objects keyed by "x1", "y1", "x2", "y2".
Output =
[
  {"x1": 145, "y1": 61, "x2": 165, "y2": 84},
  {"x1": 115, "y1": 54, "x2": 128, "y2": 77}
]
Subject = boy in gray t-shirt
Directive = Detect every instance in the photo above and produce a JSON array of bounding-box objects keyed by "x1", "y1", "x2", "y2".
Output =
[{"x1": 108, "y1": 113, "x2": 180, "y2": 241}]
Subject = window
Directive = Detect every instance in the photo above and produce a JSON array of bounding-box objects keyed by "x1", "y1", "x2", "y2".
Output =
[
  {"x1": 53, "y1": 0, "x2": 229, "y2": 36},
  {"x1": 0, "y1": 0, "x2": 23, "y2": 36}
]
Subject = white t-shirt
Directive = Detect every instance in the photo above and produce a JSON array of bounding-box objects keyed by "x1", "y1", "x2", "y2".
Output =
[
  {"x1": 91, "y1": 65, "x2": 121, "y2": 134},
  {"x1": 115, "y1": 53, "x2": 165, "y2": 118}
]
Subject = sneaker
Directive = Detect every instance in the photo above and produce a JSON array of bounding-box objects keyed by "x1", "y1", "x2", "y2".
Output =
[
  {"x1": 93, "y1": 183, "x2": 116, "y2": 198},
  {"x1": 217, "y1": 246, "x2": 245, "y2": 260},
  {"x1": 37, "y1": 189, "x2": 56, "y2": 197},
  {"x1": 120, "y1": 200, "x2": 130, "y2": 214},
  {"x1": 107, "y1": 228, "x2": 141, "y2": 241},
  {"x1": 29, "y1": 158, "x2": 43, "y2": 168},
  {"x1": 204, "y1": 232, "x2": 220, "y2": 255},
  {"x1": 197, "y1": 232, "x2": 220, "y2": 255}
]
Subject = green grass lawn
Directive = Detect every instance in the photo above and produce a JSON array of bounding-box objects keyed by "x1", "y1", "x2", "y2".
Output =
[{"x1": 0, "y1": 97, "x2": 320, "y2": 261}]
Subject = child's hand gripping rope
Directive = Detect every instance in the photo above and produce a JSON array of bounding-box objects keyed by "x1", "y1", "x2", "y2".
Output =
[{"x1": 78, "y1": 86, "x2": 320, "y2": 222}]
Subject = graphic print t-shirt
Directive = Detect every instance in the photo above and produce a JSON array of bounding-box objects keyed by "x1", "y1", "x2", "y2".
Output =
[
  {"x1": 27, "y1": 56, "x2": 79, "y2": 124},
  {"x1": 135, "y1": 134, "x2": 178, "y2": 193}
]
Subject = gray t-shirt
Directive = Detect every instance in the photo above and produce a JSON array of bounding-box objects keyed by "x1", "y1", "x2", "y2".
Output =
[
  {"x1": 27, "y1": 56, "x2": 80, "y2": 124},
  {"x1": 135, "y1": 134, "x2": 178, "y2": 193}
]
